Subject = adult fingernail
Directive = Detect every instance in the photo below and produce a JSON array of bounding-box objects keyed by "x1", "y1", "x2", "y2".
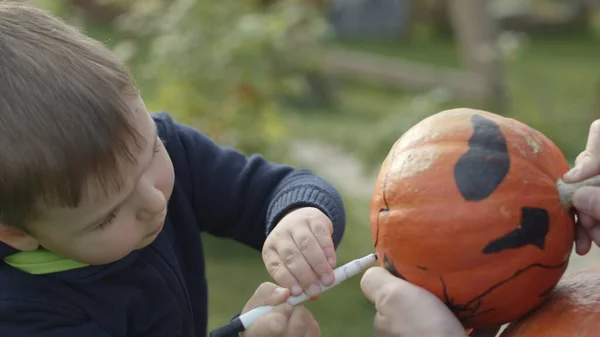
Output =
[
  {"x1": 291, "y1": 284, "x2": 303, "y2": 296},
  {"x1": 307, "y1": 284, "x2": 321, "y2": 297},
  {"x1": 320, "y1": 273, "x2": 333, "y2": 285},
  {"x1": 563, "y1": 166, "x2": 579, "y2": 180},
  {"x1": 275, "y1": 287, "x2": 287, "y2": 295},
  {"x1": 573, "y1": 187, "x2": 596, "y2": 213},
  {"x1": 328, "y1": 257, "x2": 335, "y2": 267},
  {"x1": 589, "y1": 226, "x2": 600, "y2": 244}
]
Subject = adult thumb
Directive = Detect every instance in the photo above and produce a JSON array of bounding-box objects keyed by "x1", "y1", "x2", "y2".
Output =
[
  {"x1": 242, "y1": 282, "x2": 290, "y2": 313},
  {"x1": 241, "y1": 283, "x2": 293, "y2": 337},
  {"x1": 360, "y1": 266, "x2": 404, "y2": 304}
]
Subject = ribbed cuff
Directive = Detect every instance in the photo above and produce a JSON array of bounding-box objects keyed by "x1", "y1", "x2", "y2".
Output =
[{"x1": 266, "y1": 185, "x2": 345, "y2": 248}]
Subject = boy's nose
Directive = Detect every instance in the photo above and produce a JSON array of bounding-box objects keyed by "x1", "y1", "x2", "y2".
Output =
[
  {"x1": 137, "y1": 190, "x2": 167, "y2": 221},
  {"x1": 138, "y1": 204, "x2": 166, "y2": 222}
]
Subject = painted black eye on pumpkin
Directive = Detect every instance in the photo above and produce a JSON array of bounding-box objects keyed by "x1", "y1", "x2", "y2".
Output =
[{"x1": 454, "y1": 114, "x2": 510, "y2": 201}]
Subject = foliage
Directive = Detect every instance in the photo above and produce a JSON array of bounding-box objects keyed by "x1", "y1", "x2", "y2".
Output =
[{"x1": 107, "y1": 0, "x2": 333, "y2": 158}]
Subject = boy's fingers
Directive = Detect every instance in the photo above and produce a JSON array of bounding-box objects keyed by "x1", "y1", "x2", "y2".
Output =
[
  {"x1": 275, "y1": 237, "x2": 320, "y2": 297},
  {"x1": 291, "y1": 225, "x2": 333, "y2": 286},
  {"x1": 242, "y1": 282, "x2": 290, "y2": 313},
  {"x1": 263, "y1": 247, "x2": 303, "y2": 296},
  {"x1": 308, "y1": 217, "x2": 336, "y2": 269}
]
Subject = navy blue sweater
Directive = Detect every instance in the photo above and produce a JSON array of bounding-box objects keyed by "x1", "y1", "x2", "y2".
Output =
[{"x1": 0, "y1": 112, "x2": 346, "y2": 337}]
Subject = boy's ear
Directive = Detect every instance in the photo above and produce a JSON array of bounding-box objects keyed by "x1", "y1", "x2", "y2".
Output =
[{"x1": 0, "y1": 224, "x2": 40, "y2": 251}]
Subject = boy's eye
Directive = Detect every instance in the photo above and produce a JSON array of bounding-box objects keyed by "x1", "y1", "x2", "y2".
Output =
[
  {"x1": 154, "y1": 137, "x2": 164, "y2": 153},
  {"x1": 97, "y1": 211, "x2": 117, "y2": 230}
]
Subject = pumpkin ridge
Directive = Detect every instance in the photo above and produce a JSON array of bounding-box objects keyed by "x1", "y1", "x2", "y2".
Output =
[
  {"x1": 374, "y1": 137, "x2": 404, "y2": 248},
  {"x1": 507, "y1": 149, "x2": 562, "y2": 186}
]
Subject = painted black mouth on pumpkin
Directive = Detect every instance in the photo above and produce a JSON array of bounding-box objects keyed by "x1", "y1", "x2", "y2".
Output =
[{"x1": 482, "y1": 207, "x2": 550, "y2": 254}]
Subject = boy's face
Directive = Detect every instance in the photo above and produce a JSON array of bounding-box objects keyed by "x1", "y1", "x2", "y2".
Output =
[{"x1": 4, "y1": 96, "x2": 176, "y2": 265}]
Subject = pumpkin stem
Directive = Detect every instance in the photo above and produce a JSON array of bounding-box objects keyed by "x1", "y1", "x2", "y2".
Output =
[{"x1": 556, "y1": 175, "x2": 600, "y2": 208}]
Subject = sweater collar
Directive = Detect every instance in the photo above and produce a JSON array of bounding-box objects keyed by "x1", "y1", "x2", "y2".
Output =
[{"x1": 0, "y1": 241, "x2": 141, "y2": 282}]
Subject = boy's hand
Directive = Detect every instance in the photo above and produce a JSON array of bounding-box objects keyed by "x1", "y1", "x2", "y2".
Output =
[
  {"x1": 263, "y1": 207, "x2": 336, "y2": 298},
  {"x1": 241, "y1": 282, "x2": 320, "y2": 337},
  {"x1": 563, "y1": 120, "x2": 600, "y2": 255}
]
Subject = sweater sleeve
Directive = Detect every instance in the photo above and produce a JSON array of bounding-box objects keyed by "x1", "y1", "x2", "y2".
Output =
[
  {"x1": 154, "y1": 112, "x2": 346, "y2": 250},
  {"x1": 0, "y1": 300, "x2": 111, "y2": 337}
]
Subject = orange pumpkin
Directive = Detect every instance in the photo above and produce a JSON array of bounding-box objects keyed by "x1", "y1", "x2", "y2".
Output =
[
  {"x1": 370, "y1": 108, "x2": 577, "y2": 329},
  {"x1": 500, "y1": 265, "x2": 600, "y2": 336}
]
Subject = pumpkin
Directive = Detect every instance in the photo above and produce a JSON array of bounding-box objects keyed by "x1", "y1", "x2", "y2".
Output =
[
  {"x1": 370, "y1": 108, "x2": 588, "y2": 329},
  {"x1": 500, "y1": 265, "x2": 600, "y2": 336}
]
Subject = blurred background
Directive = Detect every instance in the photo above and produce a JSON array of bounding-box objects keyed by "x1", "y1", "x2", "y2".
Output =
[{"x1": 27, "y1": 0, "x2": 600, "y2": 335}]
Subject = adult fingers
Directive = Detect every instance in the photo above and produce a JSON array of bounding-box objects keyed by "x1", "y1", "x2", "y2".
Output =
[
  {"x1": 243, "y1": 303, "x2": 293, "y2": 337},
  {"x1": 469, "y1": 326, "x2": 502, "y2": 337},
  {"x1": 585, "y1": 120, "x2": 600, "y2": 157},
  {"x1": 286, "y1": 306, "x2": 320, "y2": 337},
  {"x1": 241, "y1": 283, "x2": 293, "y2": 337},
  {"x1": 575, "y1": 224, "x2": 593, "y2": 256},
  {"x1": 572, "y1": 186, "x2": 600, "y2": 221},
  {"x1": 564, "y1": 120, "x2": 600, "y2": 182},
  {"x1": 587, "y1": 225, "x2": 600, "y2": 247}
]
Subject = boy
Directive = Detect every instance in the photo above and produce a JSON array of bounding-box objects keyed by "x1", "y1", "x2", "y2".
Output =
[{"x1": 0, "y1": 2, "x2": 345, "y2": 337}]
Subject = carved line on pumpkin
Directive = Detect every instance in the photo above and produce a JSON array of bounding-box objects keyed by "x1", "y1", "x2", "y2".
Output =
[
  {"x1": 375, "y1": 139, "x2": 401, "y2": 248},
  {"x1": 440, "y1": 260, "x2": 567, "y2": 325},
  {"x1": 482, "y1": 207, "x2": 549, "y2": 254},
  {"x1": 454, "y1": 114, "x2": 510, "y2": 202}
]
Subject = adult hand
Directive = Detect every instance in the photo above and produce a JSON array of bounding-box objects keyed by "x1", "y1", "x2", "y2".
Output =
[
  {"x1": 360, "y1": 267, "x2": 501, "y2": 337},
  {"x1": 563, "y1": 120, "x2": 600, "y2": 255},
  {"x1": 240, "y1": 282, "x2": 320, "y2": 337}
]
